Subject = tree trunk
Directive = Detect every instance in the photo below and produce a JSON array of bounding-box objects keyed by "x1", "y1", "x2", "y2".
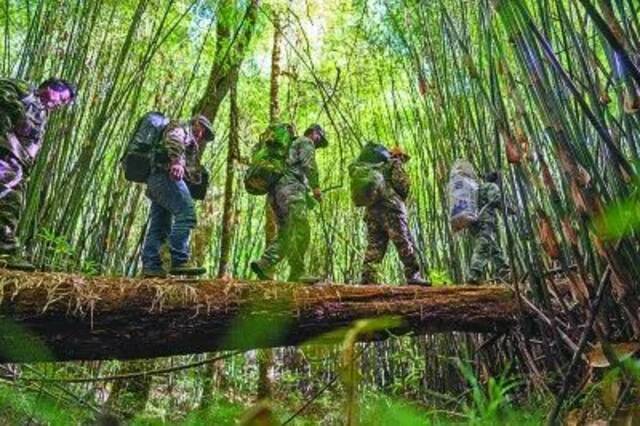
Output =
[
  {"x1": 258, "y1": 10, "x2": 285, "y2": 401},
  {"x1": 191, "y1": 0, "x2": 259, "y2": 266},
  {"x1": 216, "y1": 76, "x2": 239, "y2": 279},
  {"x1": 201, "y1": 76, "x2": 240, "y2": 409},
  {"x1": 105, "y1": 360, "x2": 153, "y2": 420},
  {"x1": 264, "y1": 8, "x2": 284, "y2": 253},
  {"x1": 269, "y1": 12, "x2": 283, "y2": 124},
  {"x1": 195, "y1": 0, "x2": 260, "y2": 121},
  {"x1": 0, "y1": 270, "x2": 522, "y2": 363}
]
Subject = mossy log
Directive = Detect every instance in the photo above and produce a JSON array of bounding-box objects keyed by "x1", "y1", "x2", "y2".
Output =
[{"x1": 0, "y1": 270, "x2": 521, "y2": 363}]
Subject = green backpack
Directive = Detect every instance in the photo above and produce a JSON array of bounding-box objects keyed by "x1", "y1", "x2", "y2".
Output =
[
  {"x1": 244, "y1": 123, "x2": 296, "y2": 195},
  {"x1": 0, "y1": 78, "x2": 33, "y2": 136},
  {"x1": 349, "y1": 161, "x2": 387, "y2": 207},
  {"x1": 348, "y1": 143, "x2": 391, "y2": 207}
]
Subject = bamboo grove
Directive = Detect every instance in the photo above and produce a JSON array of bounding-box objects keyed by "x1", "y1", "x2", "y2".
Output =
[{"x1": 1, "y1": 0, "x2": 640, "y2": 423}]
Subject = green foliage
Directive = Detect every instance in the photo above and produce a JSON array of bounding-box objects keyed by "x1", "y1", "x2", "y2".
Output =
[
  {"x1": 0, "y1": 318, "x2": 53, "y2": 361},
  {"x1": 225, "y1": 298, "x2": 294, "y2": 349},
  {"x1": 457, "y1": 360, "x2": 521, "y2": 424},
  {"x1": 361, "y1": 393, "x2": 431, "y2": 425},
  {"x1": 429, "y1": 268, "x2": 454, "y2": 286},
  {"x1": 37, "y1": 227, "x2": 101, "y2": 274},
  {"x1": 0, "y1": 383, "x2": 90, "y2": 425},
  {"x1": 594, "y1": 183, "x2": 640, "y2": 240},
  {"x1": 180, "y1": 399, "x2": 245, "y2": 426}
]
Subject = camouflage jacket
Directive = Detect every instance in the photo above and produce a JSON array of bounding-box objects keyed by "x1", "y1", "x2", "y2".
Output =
[
  {"x1": 155, "y1": 120, "x2": 207, "y2": 184},
  {"x1": 476, "y1": 182, "x2": 502, "y2": 226},
  {"x1": 0, "y1": 83, "x2": 48, "y2": 168},
  {"x1": 386, "y1": 158, "x2": 410, "y2": 201},
  {"x1": 279, "y1": 136, "x2": 319, "y2": 190},
  {"x1": 367, "y1": 158, "x2": 411, "y2": 212}
]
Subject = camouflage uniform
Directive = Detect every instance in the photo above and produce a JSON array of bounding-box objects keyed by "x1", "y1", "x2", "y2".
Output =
[
  {"x1": 468, "y1": 182, "x2": 509, "y2": 283},
  {"x1": 0, "y1": 86, "x2": 48, "y2": 255},
  {"x1": 255, "y1": 136, "x2": 319, "y2": 281},
  {"x1": 361, "y1": 158, "x2": 424, "y2": 284}
]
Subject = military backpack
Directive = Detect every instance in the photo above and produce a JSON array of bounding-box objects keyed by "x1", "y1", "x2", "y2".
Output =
[
  {"x1": 448, "y1": 159, "x2": 479, "y2": 232},
  {"x1": 349, "y1": 142, "x2": 391, "y2": 207},
  {"x1": 244, "y1": 123, "x2": 296, "y2": 195},
  {"x1": 121, "y1": 111, "x2": 169, "y2": 183}
]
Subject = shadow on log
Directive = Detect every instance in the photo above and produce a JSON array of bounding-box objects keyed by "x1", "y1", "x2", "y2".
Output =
[{"x1": 0, "y1": 270, "x2": 522, "y2": 363}]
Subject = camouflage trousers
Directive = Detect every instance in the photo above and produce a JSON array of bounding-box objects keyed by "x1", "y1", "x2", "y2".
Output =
[
  {"x1": 257, "y1": 183, "x2": 310, "y2": 281},
  {"x1": 0, "y1": 153, "x2": 25, "y2": 255},
  {"x1": 361, "y1": 203, "x2": 421, "y2": 284},
  {"x1": 468, "y1": 222, "x2": 509, "y2": 282}
]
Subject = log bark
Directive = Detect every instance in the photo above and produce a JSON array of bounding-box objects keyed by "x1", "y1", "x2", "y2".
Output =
[{"x1": 0, "y1": 270, "x2": 521, "y2": 363}]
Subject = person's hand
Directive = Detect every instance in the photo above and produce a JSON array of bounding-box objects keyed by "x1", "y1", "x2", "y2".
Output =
[
  {"x1": 170, "y1": 163, "x2": 185, "y2": 181},
  {"x1": 313, "y1": 187, "x2": 322, "y2": 202}
]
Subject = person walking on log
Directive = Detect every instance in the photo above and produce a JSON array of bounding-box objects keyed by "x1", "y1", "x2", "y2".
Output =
[
  {"x1": 350, "y1": 143, "x2": 430, "y2": 286},
  {"x1": 141, "y1": 115, "x2": 214, "y2": 278},
  {"x1": 467, "y1": 171, "x2": 511, "y2": 284},
  {"x1": 250, "y1": 124, "x2": 328, "y2": 283},
  {"x1": 0, "y1": 78, "x2": 76, "y2": 271}
]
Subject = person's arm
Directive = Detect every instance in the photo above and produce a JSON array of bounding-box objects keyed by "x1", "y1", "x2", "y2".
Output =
[
  {"x1": 292, "y1": 138, "x2": 320, "y2": 192},
  {"x1": 485, "y1": 183, "x2": 502, "y2": 209},
  {"x1": 389, "y1": 159, "x2": 410, "y2": 200},
  {"x1": 163, "y1": 122, "x2": 187, "y2": 180},
  {"x1": 163, "y1": 122, "x2": 187, "y2": 162}
]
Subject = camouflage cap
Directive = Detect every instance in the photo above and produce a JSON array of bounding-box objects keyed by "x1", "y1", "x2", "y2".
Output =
[
  {"x1": 193, "y1": 114, "x2": 215, "y2": 141},
  {"x1": 389, "y1": 146, "x2": 410, "y2": 161},
  {"x1": 306, "y1": 124, "x2": 328, "y2": 148}
]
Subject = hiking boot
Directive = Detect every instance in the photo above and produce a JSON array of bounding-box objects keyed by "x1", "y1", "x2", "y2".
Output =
[
  {"x1": 0, "y1": 254, "x2": 36, "y2": 272},
  {"x1": 170, "y1": 263, "x2": 206, "y2": 276},
  {"x1": 407, "y1": 276, "x2": 431, "y2": 287},
  {"x1": 142, "y1": 268, "x2": 168, "y2": 278},
  {"x1": 250, "y1": 261, "x2": 274, "y2": 280}
]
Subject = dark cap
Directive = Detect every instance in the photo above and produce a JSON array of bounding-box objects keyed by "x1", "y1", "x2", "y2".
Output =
[
  {"x1": 193, "y1": 114, "x2": 215, "y2": 142},
  {"x1": 484, "y1": 171, "x2": 500, "y2": 183},
  {"x1": 305, "y1": 124, "x2": 328, "y2": 148}
]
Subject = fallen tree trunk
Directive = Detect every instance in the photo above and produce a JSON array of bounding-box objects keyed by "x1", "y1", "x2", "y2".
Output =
[{"x1": 0, "y1": 270, "x2": 521, "y2": 363}]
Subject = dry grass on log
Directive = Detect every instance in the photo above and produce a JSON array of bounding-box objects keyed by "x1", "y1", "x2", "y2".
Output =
[{"x1": 0, "y1": 269, "x2": 518, "y2": 324}]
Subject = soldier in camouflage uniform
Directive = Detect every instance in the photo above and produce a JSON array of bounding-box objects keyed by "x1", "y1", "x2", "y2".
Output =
[
  {"x1": 0, "y1": 78, "x2": 76, "y2": 271},
  {"x1": 468, "y1": 171, "x2": 510, "y2": 284},
  {"x1": 361, "y1": 146, "x2": 430, "y2": 286},
  {"x1": 141, "y1": 115, "x2": 214, "y2": 277},
  {"x1": 250, "y1": 124, "x2": 327, "y2": 282}
]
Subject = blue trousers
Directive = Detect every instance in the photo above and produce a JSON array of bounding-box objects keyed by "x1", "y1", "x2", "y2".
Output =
[{"x1": 141, "y1": 172, "x2": 196, "y2": 271}]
